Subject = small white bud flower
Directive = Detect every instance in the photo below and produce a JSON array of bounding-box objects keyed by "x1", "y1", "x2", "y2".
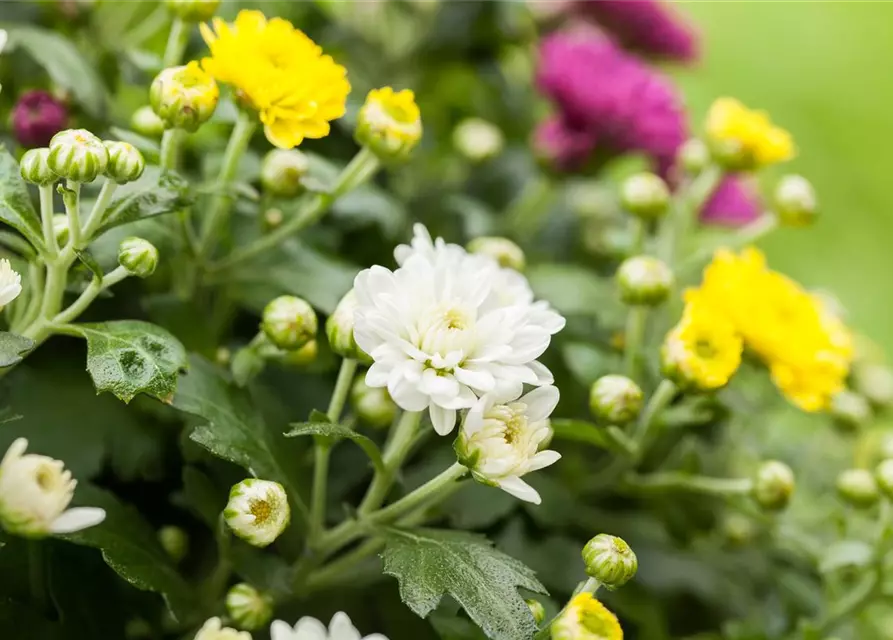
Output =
[
  {"x1": 166, "y1": 0, "x2": 221, "y2": 22},
  {"x1": 351, "y1": 376, "x2": 397, "y2": 429},
  {"x1": 158, "y1": 525, "x2": 188, "y2": 563},
  {"x1": 620, "y1": 172, "x2": 670, "y2": 221},
  {"x1": 326, "y1": 290, "x2": 370, "y2": 362},
  {"x1": 0, "y1": 259, "x2": 23, "y2": 310},
  {"x1": 773, "y1": 175, "x2": 817, "y2": 227},
  {"x1": 270, "y1": 612, "x2": 386, "y2": 640},
  {"x1": 47, "y1": 128, "x2": 109, "y2": 183},
  {"x1": 0, "y1": 438, "x2": 106, "y2": 538},
  {"x1": 118, "y1": 237, "x2": 159, "y2": 278},
  {"x1": 263, "y1": 208, "x2": 284, "y2": 230},
  {"x1": 225, "y1": 583, "x2": 273, "y2": 631},
  {"x1": 104, "y1": 141, "x2": 146, "y2": 184},
  {"x1": 262, "y1": 296, "x2": 317, "y2": 351},
  {"x1": 829, "y1": 390, "x2": 871, "y2": 432},
  {"x1": 853, "y1": 363, "x2": 893, "y2": 409},
  {"x1": 836, "y1": 469, "x2": 879, "y2": 508},
  {"x1": 224, "y1": 479, "x2": 289, "y2": 548},
  {"x1": 589, "y1": 375, "x2": 643, "y2": 426},
  {"x1": 452, "y1": 118, "x2": 504, "y2": 162},
  {"x1": 582, "y1": 533, "x2": 638, "y2": 589},
  {"x1": 131, "y1": 105, "x2": 166, "y2": 139},
  {"x1": 193, "y1": 617, "x2": 251, "y2": 640},
  {"x1": 19, "y1": 148, "x2": 57, "y2": 185},
  {"x1": 752, "y1": 460, "x2": 794, "y2": 511},
  {"x1": 260, "y1": 149, "x2": 309, "y2": 198},
  {"x1": 678, "y1": 138, "x2": 710, "y2": 176},
  {"x1": 52, "y1": 214, "x2": 70, "y2": 247},
  {"x1": 467, "y1": 236, "x2": 526, "y2": 271},
  {"x1": 616, "y1": 256, "x2": 673, "y2": 306}
]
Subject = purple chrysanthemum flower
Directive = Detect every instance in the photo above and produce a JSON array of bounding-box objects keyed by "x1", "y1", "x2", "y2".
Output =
[
  {"x1": 701, "y1": 176, "x2": 762, "y2": 226},
  {"x1": 11, "y1": 90, "x2": 69, "y2": 148},
  {"x1": 571, "y1": 0, "x2": 699, "y2": 63},
  {"x1": 532, "y1": 115, "x2": 599, "y2": 171}
]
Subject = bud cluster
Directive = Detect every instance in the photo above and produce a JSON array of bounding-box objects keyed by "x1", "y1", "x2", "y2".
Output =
[{"x1": 20, "y1": 129, "x2": 146, "y2": 186}]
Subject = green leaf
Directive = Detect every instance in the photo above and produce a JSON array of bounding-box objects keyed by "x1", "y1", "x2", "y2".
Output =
[
  {"x1": 71, "y1": 320, "x2": 188, "y2": 403},
  {"x1": 561, "y1": 342, "x2": 621, "y2": 387},
  {"x1": 0, "y1": 331, "x2": 33, "y2": 367},
  {"x1": 286, "y1": 422, "x2": 385, "y2": 474},
  {"x1": 74, "y1": 249, "x2": 103, "y2": 281},
  {"x1": 0, "y1": 147, "x2": 44, "y2": 250},
  {"x1": 5, "y1": 27, "x2": 107, "y2": 118},
  {"x1": 819, "y1": 540, "x2": 873, "y2": 574},
  {"x1": 59, "y1": 484, "x2": 194, "y2": 621},
  {"x1": 527, "y1": 263, "x2": 615, "y2": 317},
  {"x1": 549, "y1": 418, "x2": 612, "y2": 450},
  {"x1": 98, "y1": 167, "x2": 193, "y2": 234},
  {"x1": 381, "y1": 527, "x2": 547, "y2": 640},
  {"x1": 331, "y1": 185, "x2": 407, "y2": 237}
]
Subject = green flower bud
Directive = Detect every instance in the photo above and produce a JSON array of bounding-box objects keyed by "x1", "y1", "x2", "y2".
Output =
[
  {"x1": 279, "y1": 339, "x2": 318, "y2": 367},
  {"x1": 875, "y1": 459, "x2": 893, "y2": 500},
  {"x1": 118, "y1": 237, "x2": 159, "y2": 278},
  {"x1": 853, "y1": 363, "x2": 893, "y2": 409},
  {"x1": 452, "y1": 118, "x2": 504, "y2": 163},
  {"x1": 19, "y1": 148, "x2": 57, "y2": 185},
  {"x1": 356, "y1": 87, "x2": 422, "y2": 161},
  {"x1": 261, "y1": 295, "x2": 317, "y2": 350},
  {"x1": 224, "y1": 478, "x2": 290, "y2": 547},
  {"x1": 351, "y1": 376, "x2": 397, "y2": 429},
  {"x1": 104, "y1": 141, "x2": 145, "y2": 184},
  {"x1": 165, "y1": 0, "x2": 221, "y2": 22},
  {"x1": 678, "y1": 138, "x2": 710, "y2": 176},
  {"x1": 589, "y1": 374, "x2": 643, "y2": 426},
  {"x1": 467, "y1": 236, "x2": 526, "y2": 271},
  {"x1": 526, "y1": 599, "x2": 546, "y2": 626},
  {"x1": 721, "y1": 513, "x2": 757, "y2": 548},
  {"x1": 150, "y1": 62, "x2": 219, "y2": 132},
  {"x1": 263, "y1": 208, "x2": 284, "y2": 231},
  {"x1": 215, "y1": 346, "x2": 232, "y2": 366},
  {"x1": 47, "y1": 128, "x2": 109, "y2": 182},
  {"x1": 752, "y1": 460, "x2": 795, "y2": 511},
  {"x1": 52, "y1": 214, "x2": 70, "y2": 246},
  {"x1": 773, "y1": 175, "x2": 817, "y2": 227},
  {"x1": 582, "y1": 533, "x2": 638, "y2": 589},
  {"x1": 830, "y1": 390, "x2": 871, "y2": 432},
  {"x1": 326, "y1": 289, "x2": 371, "y2": 362},
  {"x1": 260, "y1": 149, "x2": 309, "y2": 198},
  {"x1": 157, "y1": 525, "x2": 188, "y2": 563},
  {"x1": 616, "y1": 255, "x2": 673, "y2": 306},
  {"x1": 224, "y1": 583, "x2": 273, "y2": 631},
  {"x1": 620, "y1": 172, "x2": 670, "y2": 221},
  {"x1": 130, "y1": 105, "x2": 165, "y2": 139},
  {"x1": 836, "y1": 469, "x2": 879, "y2": 508}
]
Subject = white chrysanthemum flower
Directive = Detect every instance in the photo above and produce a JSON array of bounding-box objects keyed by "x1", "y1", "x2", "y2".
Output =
[
  {"x1": 271, "y1": 612, "x2": 388, "y2": 640},
  {"x1": 354, "y1": 225, "x2": 565, "y2": 435},
  {"x1": 224, "y1": 479, "x2": 290, "y2": 548},
  {"x1": 194, "y1": 616, "x2": 252, "y2": 640},
  {"x1": 0, "y1": 259, "x2": 22, "y2": 309},
  {"x1": 455, "y1": 386, "x2": 561, "y2": 504},
  {"x1": 0, "y1": 438, "x2": 106, "y2": 537}
]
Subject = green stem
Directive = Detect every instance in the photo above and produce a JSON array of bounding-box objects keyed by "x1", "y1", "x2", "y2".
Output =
[
  {"x1": 38, "y1": 184, "x2": 58, "y2": 257},
  {"x1": 534, "y1": 577, "x2": 601, "y2": 640},
  {"x1": 80, "y1": 179, "x2": 118, "y2": 246},
  {"x1": 622, "y1": 306, "x2": 648, "y2": 379},
  {"x1": 357, "y1": 410, "x2": 423, "y2": 515},
  {"x1": 210, "y1": 147, "x2": 380, "y2": 273},
  {"x1": 305, "y1": 537, "x2": 385, "y2": 592},
  {"x1": 63, "y1": 180, "x2": 82, "y2": 250},
  {"x1": 815, "y1": 566, "x2": 881, "y2": 635},
  {"x1": 629, "y1": 218, "x2": 645, "y2": 255},
  {"x1": 504, "y1": 174, "x2": 554, "y2": 240},
  {"x1": 659, "y1": 165, "x2": 722, "y2": 265},
  {"x1": 679, "y1": 213, "x2": 778, "y2": 280},
  {"x1": 623, "y1": 471, "x2": 752, "y2": 496},
  {"x1": 53, "y1": 266, "x2": 129, "y2": 326},
  {"x1": 204, "y1": 514, "x2": 232, "y2": 609},
  {"x1": 159, "y1": 129, "x2": 183, "y2": 171},
  {"x1": 28, "y1": 541, "x2": 47, "y2": 614},
  {"x1": 369, "y1": 463, "x2": 467, "y2": 525},
  {"x1": 162, "y1": 17, "x2": 190, "y2": 68},
  {"x1": 327, "y1": 358, "x2": 358, "y2": 422},
  {"x1": 632, "y1": 379, "x2": 677, "y2": 456}
]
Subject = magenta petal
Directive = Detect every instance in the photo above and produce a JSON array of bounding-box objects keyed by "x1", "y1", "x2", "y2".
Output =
[
  {"x1": 11, "y1": 90, "x2": 69, "y2": 148},
  {"x1": 701, "y1": 176, "x2": 763, "y2": 227}
]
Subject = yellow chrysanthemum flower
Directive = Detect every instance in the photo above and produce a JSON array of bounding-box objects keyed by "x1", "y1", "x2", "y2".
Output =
[
  {"x1": 356, "y1": 87, "x2": 422, "y2": 159},
  {"x1": 661, "y1": 295, "x2": 743, "y2": 391},
  {"x1": 552, "y1": 593, "x2": 623, "y2": 640},
  {"x1": 150, "y1": 62, "x2": 219, "y2": 132},
  {"x1": 200, "y1": 10, "x2": 350, "y2": 149},
  {"x1": 705, "y1": 97, "x2": 794, "y2": 170}
]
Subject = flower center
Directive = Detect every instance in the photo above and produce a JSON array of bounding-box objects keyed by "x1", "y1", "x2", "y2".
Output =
[
  {"x1": 35, "y1": 465, "x2": 58, "y2": 491},
  {"x1": 417, "y1": 303, "x2": 475, "y2": 360},
  {"x1": 249, "y1": 499, "x2": 272, "y2": 525},
  {"x1": 695, "y1": 338, "x2": 716, "y2": 359}
]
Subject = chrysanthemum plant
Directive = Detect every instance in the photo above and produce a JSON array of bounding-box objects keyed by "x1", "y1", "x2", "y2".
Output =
[{"x1": 0, "y1": 3, "x2": 890, "y2": 640}]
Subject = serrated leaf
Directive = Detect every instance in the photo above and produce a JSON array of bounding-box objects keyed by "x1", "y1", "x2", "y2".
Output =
[
  {"x1": 59, "y1": 485, "x2": 194, "y2": 621},
  {"x1": 72, "y1": 320, "x2": 187, "y2": 403},
  {"x1": 286, "y1": 422, "x2": 384, "y2": 474},
  {"x1": 0, "y1": 331, "x2": 33, "y2": 367},
  {"x1": 74, "y1": 249, "x2": 103, "y2": 281},
  {"x1": 381, "y1": 528, "x2": 547, "y2": 640},
  {"x1": 0, "y1": 147, "x2": 44, "y2": 250},
  {"x1": 98, "y1": 167, "x2": 193, "y2": 234}
]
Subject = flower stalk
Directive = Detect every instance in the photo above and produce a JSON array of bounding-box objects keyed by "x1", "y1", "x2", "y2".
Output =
[{"x1": 357, "y1": 410, "x2": 423, "y2": 516}]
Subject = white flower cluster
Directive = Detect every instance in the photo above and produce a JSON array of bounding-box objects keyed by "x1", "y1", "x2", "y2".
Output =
[
  {"x1": 353, "y1": 224, "x2": 564, "y2": 502},
  {"x1": 271, "y1": 612, "x2": 387, "y2": 640}
]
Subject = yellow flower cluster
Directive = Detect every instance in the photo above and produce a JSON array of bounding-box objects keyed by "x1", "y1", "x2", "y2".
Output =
[
  {"x1": 706, "y1": 98, "x2": 794, "y2": 169},
  {"x1": 685, "y1": 247, "x2": 853, "y2": 411},
  {"x1": 200, "y1": 10, "x2": 350, "y2": 149},
  {"x1": 552, "y1": 593, "x2": 623, "y2": 640}
]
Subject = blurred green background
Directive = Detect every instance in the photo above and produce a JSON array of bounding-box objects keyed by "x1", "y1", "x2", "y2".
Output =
[{"x1": 675, "y1": 1, "x2": 893, "y2": 353}]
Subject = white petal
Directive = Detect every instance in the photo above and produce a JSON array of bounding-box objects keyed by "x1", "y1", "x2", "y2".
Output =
[
  {"x1": 453, "y1": 366, "x2": 495, "y2": 393},
  {"x1": 496, "y1": 476, "x2": 541, "y2": 504},
  {"x1": 429, "y1": 405, "x2": 457, "y2": 436},
  {"x1": 388, "y1": 375, "x2": 429, "y2": 412},
  {"x1": 526, "y1": 450, "x2": 562, "y2": 472},
  {"x1": 521, "y1": 386, "x2": 560, "y2": 422},
  {"x1": 271, "y1": 620, "x2": 299, "y2": 640},
  {"x1": 293, "y1": 616, "x2": 328, "y2": 640},
  {"x1": 1, "y1": 437, "x2": 28, "y2": 467},
  {"x1": 363, "y1": 635, "x2": 390, "y2": 640},
  {"x1": 503, "y1": 328, "x2": 550, "y2": 364},
  {"x1": 525, "y1": 360, "x2": 555, "y2": 386},
  {"x1": 365, "y1": 361, "x2": 393, "y2": 387},
  {"x1": 50, "y1": 507, "x2": 106, "y2": 534},
  {"x1": 329, "y1": 612, "x2": 362, "y2": 640}
]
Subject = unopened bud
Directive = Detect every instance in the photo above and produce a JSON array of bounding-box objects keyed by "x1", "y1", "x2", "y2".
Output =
[
  {"x1": 721, "y1": 513, "x2": 756, "y2": 548},
  {"x1": 678, "y1": 138, "x2": 710, "y2": 176},
  {"x1": 165, "y1": 0, "x2": 221, "y2": 22},
  {"x1": 261, "y1": 296, "x2": 316, "y2": 350},
  {"x1": 157, "y1": 525, "x2": 188, "y2": 563},
  {"x1": 150, "y1": 62, "x2": 219, "y2": 132},
  {"x1": 853, "y1": 363, "x2": 893, "y2": 409},
  {"x1": 118, "y1": 237, "x2": 159, "y2": 278},
  {"x1": 215, "y1": 347, "x2": 232, "y2": 366},
  {"x1": 356, "y1": 87, "x2": 422, "y2": 161},
  {"x1": 752, "y1": 460, "x2": 795, "y2": 511},
  {"x1": 830, "y1": 390, "x2": 871, "y2": 432},
  {"x1": 467, "y1": 236, "x2": 525, "y2": 271},
  {"x1": 260, "y1": 149, "x2": 309, "y2": 197},
  {"x1": 279, "y1": 339, "x2": 318, "y2": 367},
  {"x1": 589, "y1": 375, "x2": 643, "y2": 426},
  {"x1": 617, "y1": 256, "x2": 673, "y2": 306},
  {"x1": 326, "y1": 289, "x2": 370, "y2": 362},
  {"x1": 526, "y1": 599, "x2": 546, "y2": 626},
  {"x1": 104, "y1": 141, "x2": 145, "y2": 184},
  {"x1": 582, "y1": 533, "x2": 638, "y2": 589},
  {"x1": 47, "y1": 128, "x2": 109, "y2": 182},
  {"x1": 131, "y1": 105, "x2": 166, "y2": 138},
  {"x1": 875, "y1": 459, "x2": 893, "y2": 500},
  {"x1": 19, "y1": 148, "x2": 57, "y2": 185},
  {"x1": 620, "y1": 172, "x2": 670, "y2": 221},
  {"x1": 225, "y1": 583, "x2": 273, "y2": 631},
  {"x1": 836, "y1": 469, "x2": 879, "y2": 508},
  {"x1": 52, "y1": 214, "x2": 70, "y2": 246},
  {"x1": 773, "y1": 175, "x2": 817, "y2": 227},
  {"x1": 452, "y1": 118, "x2": 504, "y2": 162},
  {"x1": 262, "y1": 208, "x2": 284, "y2": 231},
  {"x1": 351, "y1": 376, "x2": 396, "y2": 429},
  {"x1": 224, "y1": 478, "x2": 290, "y2": 548}
]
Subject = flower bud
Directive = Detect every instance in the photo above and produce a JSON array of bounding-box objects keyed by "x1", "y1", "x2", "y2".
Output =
[
  {"x1": 526, "y1": 599, "x2": 546, "y2": 626},
  {"x1": 263, "y1": 208, "x2": 284, "y2": 231},
  {"x1": 875, "y1": 459, "x2": 893, "y2": 500},
  {"x1": 356, "y1": 86, "x2": 422, "y2": 160},
  {"x1": 752, "y1": 460, "x2": 795, "y2": 511},
  {"x1": 165, "y1": 0, "x2": 221, "y2": 22},
  {"x1": 194, "y1": 617, "x2": 251, "y2": 640},
  {"x1": 620, "y1": 172, "x2": 670, "y2": 221},
  {"x1": 19, "y1": 147, "x2": 57, "y2": 185},
  {"x1": 836, "y1": 469, "x2": 879, "y2": 508},
  {"x1": 616, "y1": 256, "x2": 673, "y2": 306},
  {"x1": 261, "y1": 295, "x2": 317, "y2": 351},
  {"x1": 279, "y1": 339, "x2": 318, "y2": 367},
  {"x1": 467, "y1": 236, "x2": 525, "y2": 271},
  {"x1": 773, "y1": 175, "x2": 817, "y2": 227},
  {"x1": 678, "y1": 138, "x2": 710, "y2": 176},
  {"x1": 721, "y1": 513, "x2": 756, "y2": 548},
  {"x1": 260, "y1": 149, "x2": 309, "y2": 197},
  {"x1": 589, "y1": 375, "x2": 643, "y2": 426},
  {"x1": 552, "y1": 593, "x2": 622, "y2": 640},
  {"x1": 131, "y1": 105, "x2": 166, "y2": 138},
  {"x1": 351, "y1": 376, "x2": 397, "y2": 429},
  {"x1": 224, "y1": 583, "x2": 273, "y2": 631},
  {"x1": 47, "y1": 128, "x2": 109, "y2": 182},
  {"x1": 52, "y1": 214, "x2": 70, "y2": 246},
  {"x1": 452, "y1": 118, "x2": 504, "y2": 162},
  {"x1": 118, "y1": 237, "x2": 159, "y2": 278},
  {"x1": 582, "y1": 533, "x2": 638, "y2": 589},
  {"x1": 853, "y1": 363, "x2": 893, "y2": 409},
  {"x1": 215, "y1": 347, "x2": 232, "y2": 366},
  {"x1": 150, "y1": 62, "x2": 219, "y2": 132},
  {"x1": 829, "y1": 390, "x2": 871, "y2": 432},
  {"x1": 12, "y1": 90, "x2": 69, "y2": 148},
  {"x1": 326, "y1": 289, "x2": 370, "y2": 362},
  {"x1": 157, "y1": 525, "x2": 188, "y2": 563},
  {"x1": 224, "y1": 478, "x2": 290, "y2": 548},
  {"x1": 104, "y1": 141, "x2": 146, "y2": 184}
]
